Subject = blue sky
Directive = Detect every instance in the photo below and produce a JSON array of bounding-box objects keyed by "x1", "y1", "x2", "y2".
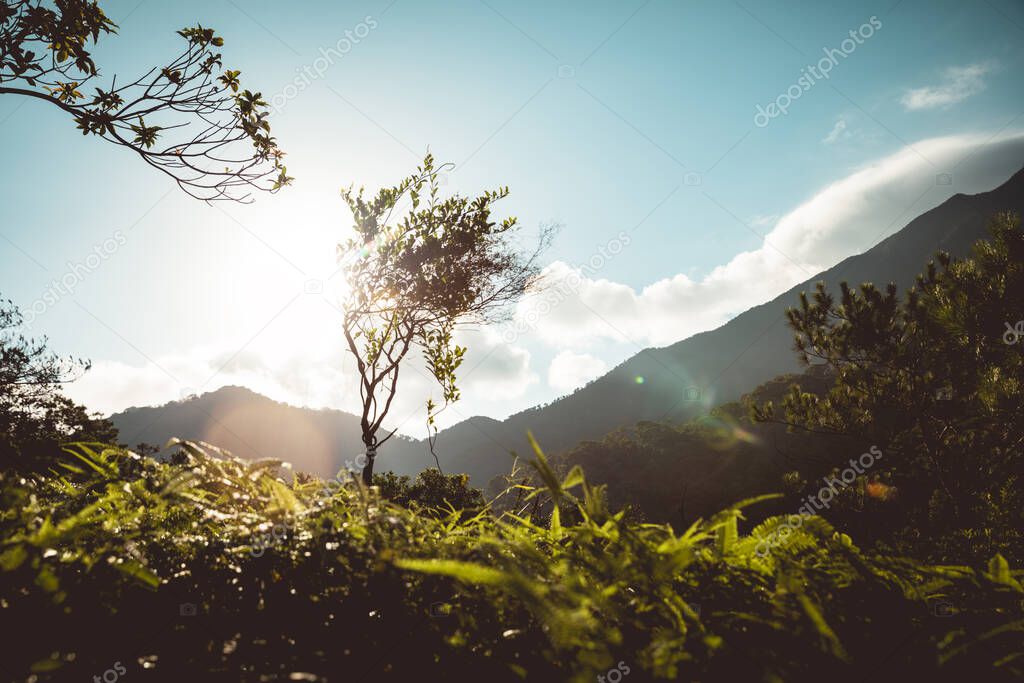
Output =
[{"x1": 2, "y1": 0, "x2": 1024, "y2": 434}]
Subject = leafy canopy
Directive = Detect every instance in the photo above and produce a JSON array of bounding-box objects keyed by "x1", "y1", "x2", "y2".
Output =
[
  {"x1": 756, "y1": 212, "x2": 1024, "y2": 560},
  {"x1": 0, "y1": 0, "x2": 291, "y2": 201},
  {"x1": 338, "y1": 154, "x2": 551, "y2": 480},
  {"x1": 0, "y1": 296, "x2": 116, "y2": 471}
]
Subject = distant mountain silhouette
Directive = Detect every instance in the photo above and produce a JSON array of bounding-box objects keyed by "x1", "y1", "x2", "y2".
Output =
[
  {"x1": 110, "y1": 385, "x2": 427, "y2": 478},
  {"x1": 429, "y1": 165, "x2": 1024, "y2": 483},
  {"x1": 110, "y1": 167, "x2": 1024, "y2": 484}
]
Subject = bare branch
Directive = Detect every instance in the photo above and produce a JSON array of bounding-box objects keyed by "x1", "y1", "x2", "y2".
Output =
[{"x1": 0, "y1": 2, "x2": 292, "y2": 202}]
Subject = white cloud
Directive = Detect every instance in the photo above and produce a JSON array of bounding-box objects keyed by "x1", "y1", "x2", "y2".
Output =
[
  {"x1": 67, "y1": 340, "x2": 350, "y2": 418},
  {"x1": 515, "y1": 130, "x2": 1024, "y2": 348},
  {"x1": 547, "y1": 351, "x2": 607, "y2": 392},
  {"x1": 455, "y1": 327, "x2": 539, "y2": 399},
  {"x1": 66, "y1": 130, "x2": 1024, "y2": 427},
  {"x1": 65, "y1": 307, "x2": 537, "y2": 433},
  {"x1": 823, "y1": 118, "x2": 849, "y2": 144},
  {"x1": 901, "y1": 62, "x2": 994, "y2": 111}
]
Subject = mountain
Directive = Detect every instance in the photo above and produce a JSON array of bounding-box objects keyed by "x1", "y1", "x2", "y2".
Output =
[
  {"x1": 110, "y1": 385, "x2": 430, "y2": 478},
  {"x1": 109, "y1": 167, "x2": 1024, "y2": 484},
  {"x1": 431, "y1": 166, "x2": 1024, "y2": 484}
]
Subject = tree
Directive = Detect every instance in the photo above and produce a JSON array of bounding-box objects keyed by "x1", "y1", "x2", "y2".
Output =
[
  {"x1": 754, "y1": 212, "x2": 1024, "y2": 560},
  {"x1": 339, "y1": 154, "x2": 552, "y2": 484},
  {"x1": 372, "y1": 469, "x2": 485, "y2": 514},
  {"x1": 0, "y1": 296, "x2": 117, "y2": 471},
  {"x1": 0, "y1": 0, "x2": 291, "y2": 202}
]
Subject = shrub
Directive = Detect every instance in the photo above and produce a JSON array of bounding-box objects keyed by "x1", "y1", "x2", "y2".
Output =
[{"x1": 0, "y1": 438, "x2": 1021, "y2": 681}]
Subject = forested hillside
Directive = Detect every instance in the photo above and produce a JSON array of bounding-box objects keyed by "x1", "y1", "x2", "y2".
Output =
[{"x1": 106, "y1": 169, "x2": 1024, "y2": 488}]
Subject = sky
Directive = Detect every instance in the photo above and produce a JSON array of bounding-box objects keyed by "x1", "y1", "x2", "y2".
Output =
[{"x1": 2, "y1": 0, "x2": 1024, "y2": 438}]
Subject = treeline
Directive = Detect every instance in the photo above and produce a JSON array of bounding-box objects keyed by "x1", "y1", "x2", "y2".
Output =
[{"x1": 497, "y1": 212, "x2": 1024, "y2": 566}]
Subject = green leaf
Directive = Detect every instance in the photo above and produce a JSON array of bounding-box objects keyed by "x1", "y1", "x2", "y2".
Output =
[
  {"x1": 988, "y1": 553, "x2": 1011, "y2": 583},
  {"x1": 113, "y1": 559, "x2": 160, "y2": 590},
  {"x1": 30, "y1": 658, "x2": 64, "y2": 673},
  {"x1": 561, "y1": 465, "x2": 585, "y2": 492},
  {"x1": 0, "y1": 545, "x2": 28, "y2": 571},
  {"x1": 35, "y1": 565, "x2": 59, "y2": 593},
  {"x1": 716, "y1": 514, "x2": 738, "y2": 555},
  {"x1": 395, "y1": 558, "x2": 511, "y2": 586},
  {"x1": 796, "y1": 592, "x2": 848, "y2": 661},
  {"x1": 264, "y1": 478, "x2": 305, "y2": 514}
]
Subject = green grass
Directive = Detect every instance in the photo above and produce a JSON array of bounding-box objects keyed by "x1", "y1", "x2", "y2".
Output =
[{"x1": 1, "y1": 438, "x2": 1022, "y2": 682}]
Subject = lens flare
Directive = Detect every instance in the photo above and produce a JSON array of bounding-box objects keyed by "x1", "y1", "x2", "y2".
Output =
[{"x1": 696, "y1": 413, "x2": 761, "y2": 450}]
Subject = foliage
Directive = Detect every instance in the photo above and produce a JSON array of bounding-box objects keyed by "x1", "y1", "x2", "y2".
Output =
[
  {"x1": 483, "y1": 214, "x2": 1024, "y2": 569},
  {"x1": 0, "y1": 296, "x2": 116, "y2": 471},
  {"x1": 0, "y1": 0, "x2": 291, "y2": 201},
  {"x1": 755, "y1": 212, "x2": 1024, "y2": 562},
  {"x1": 373, "y1": 468, "x2": 485, "y2": 515},
  {"x1": 490, "y1": 371, "x2": 828, "y2": 532},
  {"x1": 0, "y1": 436, "x2": 1021, "y2": 682},
  {"x1": 338, "y1": 153, "x2": 552, "y2": 482}
]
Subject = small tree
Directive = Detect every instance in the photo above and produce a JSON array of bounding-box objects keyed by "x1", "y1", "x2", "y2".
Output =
[
  {"x1": 339, "y1": 154, "x2": 551, "y2": 484},
  {"x1": 754, "y1": 212, "x2": 1024, "y2": 558},
  {"x1": 0, "y1": 296, "x2": 116, "y2": 470},
  {"x1": 0, "y1": 0, "x2": 291, "y2": 202}
]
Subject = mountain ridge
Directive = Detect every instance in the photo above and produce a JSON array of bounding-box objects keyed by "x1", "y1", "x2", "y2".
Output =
[
  {"x1": 426, "y1": 166, "x2": 1024, "y2": 483},
  {"x1": 109, "y1": 167, "x2": 1024, "y2": 484}
]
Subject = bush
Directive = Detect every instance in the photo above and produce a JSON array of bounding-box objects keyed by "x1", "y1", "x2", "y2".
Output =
[
  {"x1": 1, "y1": 438, "x2": 1022, "y2": 681},
  {"x1": 373, "y1": 468, "x2": 485, "y2": 515}
]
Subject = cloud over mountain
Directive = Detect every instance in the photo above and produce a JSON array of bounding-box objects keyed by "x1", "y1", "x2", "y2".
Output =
[
  {"x1": 68, "y1": 131, "x2": 1024, "y2": 424},
  {"x1": 516, "y1": 131, "x2": 1024, "y2": 348}
]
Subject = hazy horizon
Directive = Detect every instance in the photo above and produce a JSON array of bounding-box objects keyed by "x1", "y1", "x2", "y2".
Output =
[{"x1": 3, "y1": 0, "x2": 1024, "y2": 435}]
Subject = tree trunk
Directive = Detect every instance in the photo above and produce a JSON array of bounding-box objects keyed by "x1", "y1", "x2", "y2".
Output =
[{"x1": 361, "y1": 446, "x2": 376, "y2": 486}]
